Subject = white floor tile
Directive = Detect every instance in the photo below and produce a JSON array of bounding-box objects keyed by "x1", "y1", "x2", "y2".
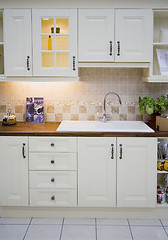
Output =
[
  {"x1": 129, "y1": 219, "x2": 162, "y2": 226},
  {"x1": 131, "y1": 226, "x2": 168, "y2": 240},
  {"x1": 25, "y1": 225, "x2": 62, "y2": 240},
  {"x1": 64, "y1": 218, "x2": 95, "y2": 225},
  {"x1": 97, "y1": 225, "x2": 132, "y2": 240},
  {"x1": 0, "y1": 225, "x2": 28, "y2": 240},
  {"x1": 61, "y1": 225, "x2": 96, "y2": 240},
  {"x1": 0, "y1": 217, "x2": 31, "y2": 225},
  {"x1": 31, "y1": 217, "x2": 63, "y2": 225},
  {"x1": 161, "y1": 219, "x2": 168, "y2": 226},
  {"x1": 97, "y1": 218, "x2": 128, "y2": 226}
]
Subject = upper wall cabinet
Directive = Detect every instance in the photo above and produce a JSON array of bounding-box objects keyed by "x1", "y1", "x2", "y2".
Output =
[
  {"x1": 32, "y1": 9, "x2": 78, "y2": 77},
  {"x1": 4, "y1": 9, "x2": 32, "y2": 76},
  {"x1": 78, "y1": 9, "x2": 152, "y2": 63},
  {"x1": 78, "y1": 9, "x2": 115, "y2": 62}
]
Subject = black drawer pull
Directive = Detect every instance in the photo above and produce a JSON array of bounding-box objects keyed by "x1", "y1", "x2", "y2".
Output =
[
  {"x1": 51, "y1": 143, "x2": 54, "y2": 147},
  {"x1": 119, "y1": 144, "x2": 122, "y2": 159},
  {"x1": 111, "y1": 144, "x2": 114, "y2": 159},
  {"x1": 51, "y1": 196, "x2": 55, "y2": 201},
  {"x1": 51, "y1": 178, "x2": 55, "y2": 182},
  {"x1": 22, "y1": 143, "x2": 26, "y2": 158},
  {"x1": 51, "y1": 160, "x2": 55, "y2": 164}
]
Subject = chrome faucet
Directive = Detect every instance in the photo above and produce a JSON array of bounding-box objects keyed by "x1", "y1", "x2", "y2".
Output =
[{"x1": 97, "y1": 92, "x2": 122, "y2": 122}]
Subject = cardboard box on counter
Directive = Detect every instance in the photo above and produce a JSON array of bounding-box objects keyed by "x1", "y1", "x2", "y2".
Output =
[{"x1": 156, "y1": 116, "x2": 168, "y2": 131}]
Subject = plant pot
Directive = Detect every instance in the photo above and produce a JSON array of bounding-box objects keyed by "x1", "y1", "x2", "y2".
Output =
[{"x1": 148, "y1": 114, "x2": 161, "y2": 128}]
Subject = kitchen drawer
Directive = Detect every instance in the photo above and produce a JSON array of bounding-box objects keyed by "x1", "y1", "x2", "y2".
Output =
[
  {"x1": 29, "y1": 153, "x2": 77, "y2": 171},
  {"x1": 29, "y1": 171, "x2": 77, "y2": 189},
  {"x1": 29, "y1": 137, "x2": 77, "y2": 152},
  {"x1": 30, "y1": 189, "x2": 77, "y2": 206}
]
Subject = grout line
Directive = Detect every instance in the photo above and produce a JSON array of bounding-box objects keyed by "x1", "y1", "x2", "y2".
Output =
[
  {"x1": 95, "y1": 218, "x2": 97, "y2": 240},
  {"x1": 59, "y1": 217, "x2": 64, "y2": 240},
  {"x1": 159, "y1": 219, "x2": 168, "y2": 237},
  {"x1": 127, "y1": 219, "x2": 134, "y2": 240},
  {"x1": 22, "y1": 217, "x2": 32, "y2": 240}
]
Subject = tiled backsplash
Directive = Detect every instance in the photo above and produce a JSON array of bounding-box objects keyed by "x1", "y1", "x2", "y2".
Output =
[{"x1": 0, "y1": 68, "x2": 168, "y2": 122}]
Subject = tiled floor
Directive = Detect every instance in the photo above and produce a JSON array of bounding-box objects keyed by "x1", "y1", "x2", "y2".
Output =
[{"x1": 0, "y1": 218, "x2": 168, "y2": 240}]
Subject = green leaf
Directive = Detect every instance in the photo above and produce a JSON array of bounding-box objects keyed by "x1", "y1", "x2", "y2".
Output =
[{"x1": 146, "y1": 105, "x2": 153, "y2": 115}]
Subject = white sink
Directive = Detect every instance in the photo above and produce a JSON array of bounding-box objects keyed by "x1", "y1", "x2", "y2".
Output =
[{"x1": 56, "y1": 121, "x2": 154, "y2": 133}]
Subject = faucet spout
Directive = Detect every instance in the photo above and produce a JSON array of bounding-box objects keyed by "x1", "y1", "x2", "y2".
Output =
[{"x1": 98, "y1": 92, "x2": 122, "y2": 122}]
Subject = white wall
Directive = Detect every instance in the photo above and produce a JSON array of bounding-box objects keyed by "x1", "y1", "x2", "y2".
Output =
[{"x1": 0, "y1": 0, "x2": 168, "y2": 8}]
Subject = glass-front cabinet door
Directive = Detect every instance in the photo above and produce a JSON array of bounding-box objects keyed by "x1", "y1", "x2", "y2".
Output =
[{"x1": 32, "y1": 9, "x2": 77, "y2": 77}]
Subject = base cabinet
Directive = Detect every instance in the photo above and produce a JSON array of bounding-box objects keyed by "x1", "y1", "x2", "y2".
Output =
[
  {"x1": 0, "y1": 136, "x2": 28, "y2": 206},
  {"x1": 78, "y1": 137, "x2": 157, "y2": 208},
  {"x1": 0, "y1": 136, "x2": 157, "y2": 208},
  {"x1": 78, "y1": 137, "x2": 116, "y2": 207},
  {"x1": 117, "y1": 137, "x2": 157, "y2": 208}
]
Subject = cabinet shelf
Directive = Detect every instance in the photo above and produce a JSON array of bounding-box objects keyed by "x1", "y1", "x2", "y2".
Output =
[
  {"x1": 153, "y1": 42, "x2": 168, "y2": 46},
  {"x1": 157, "y1": 170, "x2": 168, "y2": 174},
  {"x1": 156, "y1": 203, "x2": 168, "y2": 208}
]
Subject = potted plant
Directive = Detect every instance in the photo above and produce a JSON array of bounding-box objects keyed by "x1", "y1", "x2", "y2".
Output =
[{"x1": 139, "y1": 95, "x2": 168, "y2": 125}]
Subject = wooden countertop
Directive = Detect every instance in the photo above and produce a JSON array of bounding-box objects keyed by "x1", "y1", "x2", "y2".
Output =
[{"x1": 0, "y1": 121, "x2": 168, "y2": 137}]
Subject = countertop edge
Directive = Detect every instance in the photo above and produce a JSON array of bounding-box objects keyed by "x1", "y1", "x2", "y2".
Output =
[{"x1": 0, "y1": 122, "x2": 168, "y2": 137}]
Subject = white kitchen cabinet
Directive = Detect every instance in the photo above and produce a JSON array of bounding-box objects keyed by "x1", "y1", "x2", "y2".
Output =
[
  {"x1": 0, "y1": 137, "x2": 28, "y2": 206},
  {"x1": 78, "y1": 137, "x2": 157, "y2": 207},
  {"x1": 78, "y1": 9, "x2": 152, "y2": 63},
  {"x1": 29, "y1": 137, "x2": 77, "y2": 207},
  {"x1": 4, "y1": 9, "x2": 32, "y2": 76},
  {"x1": 32, "y1": 9, "x2": 78, "y2": 77},
  {"x1": 78, "y1": 137, "x2": 116, "y2": 207},
  {"x1": 117, "y1": 137, "x2": 157, "y2": 207},
  {"x1": 115, "y1": 9, "x2": 152, "y2": 62},
  {"x1": 145, "y1": 10, "x2": 168, "y2": 82},
  {"x1": 78, "y1": 9, "x2": 114, "y2": 62}
]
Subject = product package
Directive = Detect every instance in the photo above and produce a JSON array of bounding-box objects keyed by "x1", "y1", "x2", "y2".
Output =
[{"x1": 26, "y1": 97, "x2": 44, "y2": 123}]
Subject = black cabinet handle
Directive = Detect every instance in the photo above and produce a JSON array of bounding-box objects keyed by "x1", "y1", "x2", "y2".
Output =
[
  {"x1": 109, "y1": 41, "x2": 113, "y2": 56},
  {"x1": 27, "y1": 56, "x2": 30, "y2": 71},
  {"x1": 22, "y1": 143, "x2": 26, "y2": 158},
  {"x1": 51, "y1": 143, "x2": 54, "y2": 147},
  {"x1": 73, "y1": 56, "x2": 76, "y2": 71},
  {"x1": 51, "y1": 196, "x2": 55, "y2": 200},
  {"x1": 117, "y1": 41, "x2": 120, "y2": 56},
  {"x1": 51, "y1": 160, "x2": 55, "y2": 164},
  {"x1": 51, "y1": 178, "x2": 55, "y2": 182},
  {"x1": 111, "y1": 144, "x2": 114, "y2": 159},
  {"x1": 119, "y1": 144, "x2": 122, "y2": 159}
]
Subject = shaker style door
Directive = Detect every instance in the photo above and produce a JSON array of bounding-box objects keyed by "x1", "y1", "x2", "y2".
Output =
[
  {"x1": 117, "y1": 137, "x2": 157, "y2": 207},
  {"x1": 0, "y1": 137, "x2": 29, "y2": 206},
  {"x1": 78, "y1": 137, "x2": 116, "y2": 207},
  {"x1": 115, "y1": 9, "x2": 152, "y2": 62},
  {"x1": 78, "y1": 9, "x2": 114, "y2": 62},
  {"x1": 4, "y1": 9, "x2": 32, "y2": 76},
  {"x1": 32, "y1": 9, "x2": 78, "y2": 76}
]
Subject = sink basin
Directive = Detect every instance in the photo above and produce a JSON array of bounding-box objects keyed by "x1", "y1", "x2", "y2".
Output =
[{"x1": 56, "y1": 121, "x2": 154, "y2": 133}]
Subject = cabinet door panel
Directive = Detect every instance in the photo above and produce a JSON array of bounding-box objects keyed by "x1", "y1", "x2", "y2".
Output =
[
  {"x1": 0, "y1": 137, "x2": 28, "y2": 206},
  {"x1": 4, "y1": 9, "x2": 32, "y2": 76},
  {"x1": 32, "y1": 9, "x2": 78, "y2": 76},
  {"x1": 78, "y1": 9, "x2": 114, "y2": 62},
  {"x1": 78, "y1": 137, "x2": 116, "y2": 207},
  {"x1": 115, "y1": 9, "x2": 152, "y2": 62},
  {"x1": 117, "y1": 137, "x2": 157, "y2": 207}
]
